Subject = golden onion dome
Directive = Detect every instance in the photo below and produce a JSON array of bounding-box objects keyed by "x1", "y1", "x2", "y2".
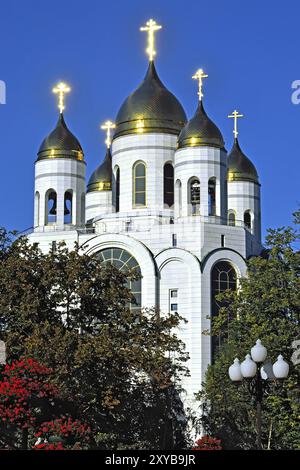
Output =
[
  {"x1": 37, "y1": 113, "x2": 84, "y2": 161},
  {"x1": 113, "y1": 61, "x2": 187, "y2": 139},
  {"x1": 87, "y1": 148, "x2": 112, "y2": 192},
  {"x1": 227, "y1": 139, "x2": 259, "y2": 183},
  {"x1": 177, "y1": 101, "x2": 224, "y2": 149}
]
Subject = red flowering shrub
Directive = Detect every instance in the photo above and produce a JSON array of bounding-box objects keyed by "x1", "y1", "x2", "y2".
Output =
[
  {"x1": 192, "y1": 435, "x2": 222, "y2": 451},
  {"x1": 33, "y1": 442, "x2": 64, "y2": 451},
  {"x1": 0, "y1": 357, "x2": 93, "y2": 450},
  {"x1": 33, "y1": 416, "x2": 92, "y2": 450},
  {"x1": 0, "y1": 357, "x2": 58, "y2": 430}
]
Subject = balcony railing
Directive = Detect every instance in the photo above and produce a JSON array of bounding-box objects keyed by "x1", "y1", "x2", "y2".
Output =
[{"x1": 19, "y1": 214, "x2": 251, "y2": 238}]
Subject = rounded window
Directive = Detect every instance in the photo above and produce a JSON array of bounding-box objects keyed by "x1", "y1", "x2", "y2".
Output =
[
  {"x1": 211, "y1": 261, "x2": 237, "y2": 360},
  {"x1": 164, "y1": 163, "x2": 174, "y2": 208},
  {"x1": 244, "y1": 211, "x2": 251, "y2": 230},
  {"x1": 228, "y1": 211, "x2": 236, "y2": 227},
  {"x1": 133, "y1": 162, "x2": 146, "y2": 208},
  {"x1": 189, "y1": 177, "x2": 200, "y2": 215},
  {"x1": 96, "y1": 248, "x2": 141, "y2": 310}
]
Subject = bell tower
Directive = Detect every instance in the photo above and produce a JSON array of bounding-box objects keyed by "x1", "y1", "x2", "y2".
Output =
[{"x1": 34, "y1": 82, "x2": 86, "y2": 231}]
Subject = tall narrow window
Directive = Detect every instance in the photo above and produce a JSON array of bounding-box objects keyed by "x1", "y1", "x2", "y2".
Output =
[
  {"x1": 211, "y1": 261, "x2": 237, "y2": 361},
  {"x1": 208, "y1": 178, "x2": 216, "y2": 216},
  {"x1": 189, "y1": 178, "x2": 200, "y2": 215},
  {"x1": 115, "y1": 167, "x2": 120, "y2": 213},
  {"x1": 228, "y1": 211, "x2": 236, "y2": 226},
  {"x1": 64, "y1": 191, "x2": 72, "y2": 224},
  {"x1": 46, "y1": 190, "x2": 57, "y2": 225},
  {"x1": 133, "y1": 161, "x2": 146, "y2": 208},
  {"x1": 164, "y1": 163, "x2": 174, "y2": 208},
  {"x1": 244, "y1": 210, "x2": 251, "y2": 230}
]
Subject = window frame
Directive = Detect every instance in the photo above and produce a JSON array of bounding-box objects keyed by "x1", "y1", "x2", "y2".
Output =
[{"x1": 133, "y1": 161, "x2": 147, "y2": 208}]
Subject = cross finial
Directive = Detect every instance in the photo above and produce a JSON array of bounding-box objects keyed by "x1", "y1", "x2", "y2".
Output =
[
  {"x1": 192, "y1": 69, "x2": 208, "y2": 101},
  {"x1": 101, "y1": 120, "x2": 116, "y2": 148},
  {"x1": 52, "y1": 82, "x2": 71, "y2": 114},
  {"x1": 140, "y1": 18, "x2": 162, "y2": 61},
  {"x1": 228, "y1": 110, "x2": 244, "y2": 139}
]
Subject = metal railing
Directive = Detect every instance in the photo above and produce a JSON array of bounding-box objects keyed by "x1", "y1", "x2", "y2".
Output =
[{"x1": 18, "y1": 214, "x2": 251, "y2": 237}]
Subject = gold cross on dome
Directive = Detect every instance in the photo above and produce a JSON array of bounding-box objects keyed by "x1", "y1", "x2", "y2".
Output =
[
  {"x1": 192, "y1": 69, "x2": 208, "y2": 101},
  {"x1": 101, "y1": 120, "x2": 116, "y2": 148},
  {"x1": 52, "y1": 82, "x2": 71, "y2": 114},
  {"x1": 140, "y1": 19, "x2": 162, "y2": 61},
  {"x1": 228, "y1": 110, "x2": 244, "y2": 139}
]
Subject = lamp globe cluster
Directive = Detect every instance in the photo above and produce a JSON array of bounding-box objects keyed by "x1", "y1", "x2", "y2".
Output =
[{"x1": 228, "y1": 339, "x2": 289, "y2": 382}]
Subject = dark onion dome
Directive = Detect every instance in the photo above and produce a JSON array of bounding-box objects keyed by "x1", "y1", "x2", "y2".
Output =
[
  {"x1": 177, "y1": 100, "x2": 224, "y2": 149},
  {"x1": 87, "y1": 147, "x2": 112, "y2": 192},
  {"x1": 227, "y1": 138, "x2": 259, "y2": 183},
  {"x1": 37, "y1": 113, "x2": 84, "y2": 161},
  {"x1": 113, "y1": 61, "x2": 187, "y2": 139}
]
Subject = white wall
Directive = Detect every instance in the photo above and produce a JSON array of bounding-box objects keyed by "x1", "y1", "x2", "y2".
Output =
[
  {"x1": 174, "y1": 146, "x2": 227, "y2": 219},
  {"x1": 228, "y1": 180, "x2": 261, "y2": 242},
  {"x1": 86, "y1": 190, "x2": 112, "y2": 222},
  {"x1": 34, "y1": 158, "x2": 86, "y2": 230}
]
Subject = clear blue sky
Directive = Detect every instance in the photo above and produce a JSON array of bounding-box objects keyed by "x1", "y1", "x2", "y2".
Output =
[{"x1": 0, "y1": 0, "x2": 299, "y2": 237}]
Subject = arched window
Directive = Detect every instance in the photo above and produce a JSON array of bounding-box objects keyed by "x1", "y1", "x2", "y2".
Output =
[
  {"x1": 133, "y1": 161, "x2": 146, "y2": 208},
  {"x1": 175, "y1": 179, "x2": 182, "y2": 216},
  {"x1": 96, "y1": 248, "x2": 142, "y2": 310},
  {"x1": 228, "y1": 211, "x2": 236, "y2": 227},
  {"x1": 208, "y1": 178, "x2": 216, "y2": 216},
  {"x1": 189, "y1": 177, "x2": 200, "y2": 215},
  {"x1": 64, "y1": 191, "x2": 73, "y2": 224},
  {"x1": 164, "y1": 163, "x2": 174, "y2": 208},
  {"x1": 211, "y1": 261, "x2": 237, "y2": 361},
  {"x1": 34, "y1": 191, "x2": 40, "y2": 227},
  {"x1": 244, "y1": 210, "x2": 251, "y2": 230},
  {"x1": 45, "y1": 190, "x2": 57, "y2": 225},
  {"x1": 115, "y1": 166, "x2": 120, "y2": 213}
]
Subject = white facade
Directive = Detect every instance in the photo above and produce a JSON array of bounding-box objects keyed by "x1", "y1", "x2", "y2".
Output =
[
  {"x1": 29, "y1": 57, "x2": 262, "y2": 413},
  {"x1": 175, "y1": 146, "x2": 227, "y2": 219},
  {"x1": 86, "y1": 190, "x2": 112, "y2": 221},
  {"x1": 228, "y1": 180, "x2": 261, "y2": 242},
  {"x1": 34, "y1": 157, "x2": 86, "y2": 230},
  {"x1": 112, "y1": 133, "x2": 177, "y2": 213},
  {"x1": 30, "y1": 134, "x2": 262, "y2": 413}
]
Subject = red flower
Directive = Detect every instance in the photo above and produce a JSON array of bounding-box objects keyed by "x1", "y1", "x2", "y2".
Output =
[{"x1": 192, "y1": 436, "x2": 222, "y2": 451}]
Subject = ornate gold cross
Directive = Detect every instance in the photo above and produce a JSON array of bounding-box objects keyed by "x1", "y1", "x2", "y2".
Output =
[
  {"x1": 52, "y1": 82, "x2": 71, "y2": 114},
  {"x1": 101, "y1": 120, "x2": 116, "y2": 148},
  {"x1": 140, "y1": 19, "x2": 162, "y2": 61},
  {"x1": 192, "y1": 69, "x2": 208, "y2": 101},
  {"x1": 228, "y1": 110, "x2": 244, "y2": 139}
]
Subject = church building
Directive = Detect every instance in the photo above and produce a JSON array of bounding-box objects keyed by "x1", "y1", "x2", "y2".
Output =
[{"x1": 29, "y1": 19, "x2": 263, "y2": 409}]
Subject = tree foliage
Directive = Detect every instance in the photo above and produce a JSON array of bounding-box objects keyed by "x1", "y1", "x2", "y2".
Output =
[
  {"x1": 198, "y1": 209, "x2": 300, "y2": 449},
  {"x1": 0, "y1": 233, "x2": 190, "y2": 449}
]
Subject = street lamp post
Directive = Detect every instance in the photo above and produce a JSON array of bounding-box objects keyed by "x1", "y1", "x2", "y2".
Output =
[{"x1": 228, "y1": 339, "x2": 289, "y2": 450}]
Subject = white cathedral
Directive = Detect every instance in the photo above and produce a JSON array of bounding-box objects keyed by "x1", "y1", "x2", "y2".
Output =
[{"x1": 29, "y1": 20, "x2": 263, "y2": 409}]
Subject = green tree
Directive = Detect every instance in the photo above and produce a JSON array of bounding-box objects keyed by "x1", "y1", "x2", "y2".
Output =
[
  {"x1": 0, "y1": 233, "x2": 190, "y2": 449},
  {"x1": 198, "y1": 209, "x2": 300, "y2": 450}
]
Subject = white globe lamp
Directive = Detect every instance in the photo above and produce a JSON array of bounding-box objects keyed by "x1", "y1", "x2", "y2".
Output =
[
  {"x1": 229, "y1": 358, "x2": 243, "y2": 382},
  {"x1": 273, "y1": 355, "x2": 289, "y2": 379},
  {"x1": 251, "y1": 339, "x2": 267, "y2": 363},
  {"x1": 241, "y1": 354, "x2": 257, "y2": 378}
]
